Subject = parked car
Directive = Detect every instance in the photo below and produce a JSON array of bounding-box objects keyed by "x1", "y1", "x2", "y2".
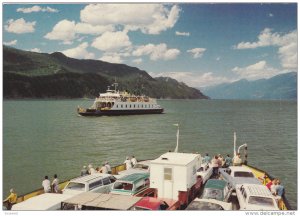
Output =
[
  {"x1": 63, "y1": 173, "x2": 116, "y2": 195},
  {"x1": 110, "y1": 173, "x2": 150, "y2": 196},
  {"x1": 118, "y1": 160, "x2": 151, "y2": 177},
  {"x1": 131, "y1": 197, "x2": 180, "y2": 210},
  {"x1": 186, "y1": 198, "x2": 232, "y2": 210},
  {"x1": 197, "y1": 163, "x2": 213, "y2": 184},
  {"x1": 11, "y1": 193, "x2": 73, "y2": 210},
  {"x1": 236, "y1": 184, "x2": 279, "y2": 210},
  {"x1": 219, "y1": 166, "x2": 261, "y2": 188},
  {"x1": 201, "y1": 179, "x2": 232, "y2": 202}
]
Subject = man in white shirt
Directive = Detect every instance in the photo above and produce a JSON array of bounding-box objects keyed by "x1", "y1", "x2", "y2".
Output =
[
  {"x1": 124, "y1": 157, "x2": 132, "y2": 170},
  {"x1": 131, "y1": 156, "x2": 137, "y2": 166},
  {"x1": 105, "y1": 161, "x2": 112, "y2": 174},
  {"x1": 99, "y1": 163, "x2": 108, "y2": 174},
  {"x1": 42, "y1": 176, "x2": 51, "y2": 193},
  {"x1": 52, "y1": 174, "x2": 59, "y2": 193}
]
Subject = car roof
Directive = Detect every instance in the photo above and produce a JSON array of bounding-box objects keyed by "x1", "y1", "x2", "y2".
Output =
[
  {"x1": 237, "y1": 184, "x2": 274, "y2": 197},
  {"x1": 205, "y1": 179, "x2": 227, "y2": 190},
  {"x1": 62, "y1": 192, "x2": 142, "y2": 210},
  {"x1": 117, "y1": 173, "x2": 150, "y2": 183},
  {"x1": 134, "y1": 197, "x2": 177, "y2": 210},
  {"x1": 228, "y1": 166, "x2": 253, "y2": 172},
  {"x1": 70, "y1": 173, "x2": 112, "y2": 184}
]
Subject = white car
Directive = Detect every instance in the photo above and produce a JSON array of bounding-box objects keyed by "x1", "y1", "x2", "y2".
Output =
[
  {"x1": 236, "y1": 184, "x2": 279, "y2": 210},
  {"x1": 186, "y1": 198, "x2": 232, "y2": 210},
  {"x1": 63, "y1": 173, "x2": 116, "y2": 195},
  {"x1": 196, "y1": 163, "x2": 213, "y2": 184},
  {"x1": 117, "y1": 160, "x2": 151, "y2": 177},
  {"x1": 219, "y1": 166, "x2": 261, "y2": 188}
]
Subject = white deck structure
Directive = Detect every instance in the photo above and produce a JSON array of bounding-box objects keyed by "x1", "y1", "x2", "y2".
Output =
[{"x1": 150, "y1": 152, "x2": 202, "y2": 200}]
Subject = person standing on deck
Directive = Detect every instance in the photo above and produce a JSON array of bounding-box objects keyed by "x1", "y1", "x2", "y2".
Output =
[
  {"x1": 42, "y1": 176, "x2": 51, "y2": 193},
  {"x1": 105, "y1": 161, "x2": 112, "y2": 174},
  {"x1": 124, "y1": 157, "x2": 132, "y2": 170},
  {"x1": 203, "y1": 153, "x2": 211, "y2": 164},
  {"x1": 232, "y1": 153, "x2": 243, "y2": 166},
  {"x1": 211, "y1": 155, "x2": 219, "y2": 176},
  {"x1": 52, "y1": 174, "x2": 59, "y2": 193},
  {"x1": 4, "y1": 188, "x2": 17, "y2": 210},
  {"x1": 224, "y1": 154, "x2": 232, "y2": 167},
  {"x1": 88, "y1": 164, "x2": 96, "y2": 174},
  {"x1": 99, "y1": 163, "x2": 108, "y2": 174},
  {"x1": 131, "y1": 156, "x2": 137, "y2": 166},
  {"x1": 80, "y1": 165, "x2": 89, "y2": 176}
]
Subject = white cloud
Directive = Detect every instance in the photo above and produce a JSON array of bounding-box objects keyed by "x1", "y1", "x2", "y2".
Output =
[
  {"x1": 3, "y1": 40, "x2": 17, "y2": 46},
  {"x1": 17, "y1": 5, "x2": 58, "y2": 13},
  {"x1": 80, "y1": 4, "x2": 180, "y2": 34},
  {"x1": 151, "y1": 71, "x2": 230, "y2": 88},
  {"x1": 187, "y1": 48, "x2": 206, "y2": 59},
  {"x1": 30, "y1": 48, "x2": 41, "y2": 53},
  {"x1": 74, "y1": 23, "x2": 115, "y2": 35},
  {"x1": 132, "y1": 58, "x2": 143, "y2": 64},
  {"x1": 5, "y1": 18, "x2": 36, "y2": 34},
  {"x1": 91, "y1": 31, "x2": 132, "y2": 52},
  {"x1": 269, "y1": 13, "x2": 274, "y2": 17},
  {"x1": 234, "y1": 28, "x2": 297, "y2": 71},
  {"x1": 132, "y1": 43, "x2": 180, "y2": 61},
  {"x1": 232, "y1": 60, "x2": 280, "y2": 80},
  {"x1": 100, "y1": 53, "x2": 123, "y2": 64},
  {"x1": 62, "y1": 42, "x2": 95, "y2": 59},
  {"x1": 175, "y1": 31, "x2": 190, "y2": 36},
  {"x1": 44, "y1": 19, "x2": 76, "y2": 44}
]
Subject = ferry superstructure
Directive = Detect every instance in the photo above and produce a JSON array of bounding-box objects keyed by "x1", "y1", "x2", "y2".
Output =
[{"x1": 77, "y1": 83, "x2": 164, "y2": 116}]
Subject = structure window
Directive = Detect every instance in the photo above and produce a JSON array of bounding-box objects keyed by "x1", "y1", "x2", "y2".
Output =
[{"x1": 164, "y1": 168, "x2": 172, "y2": 180}]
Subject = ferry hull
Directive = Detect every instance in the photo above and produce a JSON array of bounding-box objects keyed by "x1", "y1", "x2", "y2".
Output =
[{"x1": 78, "y1": 108, "x2": 164, "y2": 116}]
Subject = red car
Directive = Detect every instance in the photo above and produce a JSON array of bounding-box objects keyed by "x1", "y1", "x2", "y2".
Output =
[{"x1": 132, "y1": 197, "x2": 180, "y2": 210}]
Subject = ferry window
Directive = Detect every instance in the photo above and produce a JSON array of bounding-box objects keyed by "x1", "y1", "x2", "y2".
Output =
[
  {"x1": 116, "y1": 105, "x2": 118, "y2": 108},
  {"x1": 134, "y1": 105, "x2": 135, "y2": 108},
  {"x1": 126, "y1": 105, "x2": 127, "y2": 108},
  {"x1": 164, "y1": 168, "x2": 172, "y2": 181},
  {"x1": 121, "y1": 105, "x2": 123, "y2": 108}
]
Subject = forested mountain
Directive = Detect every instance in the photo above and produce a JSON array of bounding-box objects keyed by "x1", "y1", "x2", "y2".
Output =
[{"x1": 3, "y1": 46, "x2": 209, "y2": 99}]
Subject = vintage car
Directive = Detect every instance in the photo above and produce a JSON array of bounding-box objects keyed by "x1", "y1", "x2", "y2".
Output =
[
  {"x1": 185, "y1": 198, "x2": 232, "y2": 210},
  {"x1": 201, "y1": 179, "x2": 232, "y2": 202},
  {"x1": 61, "y1": 192, "x2": 143, "y2": 210},
  {"x1": 196, "y1": 163, "x2": 213, "y2": 184},
  {"x1": 118, "y1": 160, "x2": 151, "y2": 177},
  {"x1": 12, "y1": 193, "x2": 73, "y2": 210},
  {"x1": 219, "y1": 166, "x2": 261, "y2": 188},
  {"x1": 131, "y1": 197, "x2": 180, "y2": 210},
  {"x1": 110, "y1": 173, "x2": 151, "y2": 196},
  {"x1": 236, "y1": 184, "x2": 279, "y2": 210},
  {"x1": 62, "y1": 173, "x2": 116, "y2": 195}
]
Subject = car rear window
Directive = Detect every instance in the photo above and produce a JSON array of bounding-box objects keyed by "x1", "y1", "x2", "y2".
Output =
[
  {"x1": 248, "y1": 196, "x2": 275, "y2": 207},
  {"x1": 234, "y1": 172, "x2": 254, "y2": 177}
]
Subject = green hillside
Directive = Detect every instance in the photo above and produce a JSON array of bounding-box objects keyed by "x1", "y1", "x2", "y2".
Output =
[{"x1": 3, "y1": 46, "x2": 209, "y2": 99}]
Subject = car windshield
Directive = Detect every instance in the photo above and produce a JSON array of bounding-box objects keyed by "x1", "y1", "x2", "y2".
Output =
[
  {"x1": 203, "y1": 188, "x2": 223, "y2": 201},
  {"x1": 112, "y1": 182, "x2": 133, "y2": 191},
  {"x1": 186, "y1": 201, "x2": 224, "y2": 210},
  {"x1": 234, "y1": 171, "x2": 254, "y2": 177},
  {"x1": 133, "y1": 164, "x2": 149, "y2": 170},
  {"x1": 65, "y1": 182, "x2": 85, "y2": 191},
  {"x1": 248, "y1": 196, "x2": 275, "y2": 207}
]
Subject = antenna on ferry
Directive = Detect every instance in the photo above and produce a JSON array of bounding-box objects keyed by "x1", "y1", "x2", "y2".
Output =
[
  {"x1": 173, "y1": 124, "x2": 179, "y2": 153},
  {"x1": 233, "y1": 131, "x2": 237, "y2": 157},
  {"x1": 112, "y1": 77, "x2": 118, "y2": 93}
]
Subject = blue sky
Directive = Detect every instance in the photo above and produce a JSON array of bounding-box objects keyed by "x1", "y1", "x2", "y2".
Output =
[{"x1": 3, "y1": 3, "x2": 297, "y2": 88}]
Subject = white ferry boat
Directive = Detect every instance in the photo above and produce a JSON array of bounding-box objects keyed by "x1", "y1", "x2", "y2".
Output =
[{"x1": 77, "y1": 82, "x2": 164, "y2": 116}]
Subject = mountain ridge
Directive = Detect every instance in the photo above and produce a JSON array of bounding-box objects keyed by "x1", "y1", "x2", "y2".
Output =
[
  {"x1": 3, "y1": 45, "x2": 209, "y2": 99},
  {"x1": 202, "y1": 72, "x2": 297, "y2": 100}
]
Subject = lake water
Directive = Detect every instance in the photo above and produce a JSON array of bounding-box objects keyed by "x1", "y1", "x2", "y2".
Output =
[{"x1": 3, "y1": 99, "x2": 297, "y2": 209}]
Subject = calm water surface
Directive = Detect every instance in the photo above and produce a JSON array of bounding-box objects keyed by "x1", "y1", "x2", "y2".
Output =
[{"x1": 3, "y1": 99, "x2": 297, "y2": 209}]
